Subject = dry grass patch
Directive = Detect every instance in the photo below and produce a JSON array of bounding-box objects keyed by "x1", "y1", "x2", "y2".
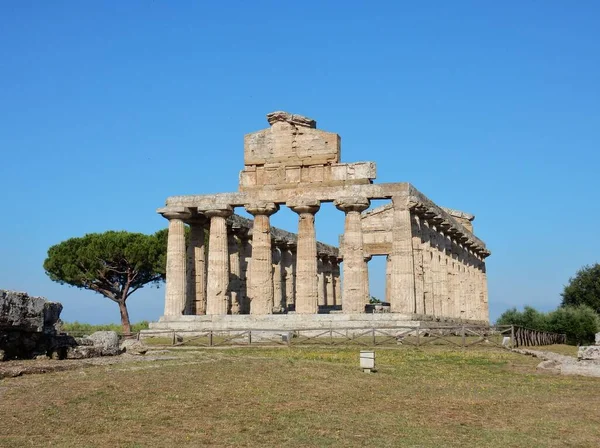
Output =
[{"x1": 1, "y1": 346, "x2": 599, "y2": 447}]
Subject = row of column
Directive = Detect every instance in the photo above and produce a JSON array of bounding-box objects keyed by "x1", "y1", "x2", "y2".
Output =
[
  {"x1": 404, "y1": 213, "x2": 488, "y2": 321},
  {"x1": 162, "y1": 197, "x2": 488, "y2": 321},
  {"x1": 161, "y1": 202, "x2": 344, "y2": 316}
]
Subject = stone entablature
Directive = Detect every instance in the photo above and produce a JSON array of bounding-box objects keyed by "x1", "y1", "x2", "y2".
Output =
[{"x1": 157, "y1": 111, "x2": 491, "y2": 324}]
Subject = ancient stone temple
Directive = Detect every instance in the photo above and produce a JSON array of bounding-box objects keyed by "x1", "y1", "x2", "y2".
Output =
[{"x1": 150, "y1": 111, "x2": 490, "y2": 332}]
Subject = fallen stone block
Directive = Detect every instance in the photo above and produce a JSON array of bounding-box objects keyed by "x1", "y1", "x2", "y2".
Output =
[
  {"x1": 120, "y1": 339, "x2": 148, "y2": 355},
  {"x1": 578, "y1": 345, "x2": 600, "y2": 361}
]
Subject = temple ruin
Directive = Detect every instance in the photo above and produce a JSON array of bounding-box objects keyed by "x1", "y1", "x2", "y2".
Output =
[{"x1": 150, "y1": 111, "x2": 490, "y2": 332}]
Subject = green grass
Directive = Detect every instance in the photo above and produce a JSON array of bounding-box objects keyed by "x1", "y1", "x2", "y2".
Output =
[
  {"x1": 1, "y1": 345, "x2": 599, "y2": 447},
  {"x1": 61, "y1": 320, "x2": 149, "y2": 335}
]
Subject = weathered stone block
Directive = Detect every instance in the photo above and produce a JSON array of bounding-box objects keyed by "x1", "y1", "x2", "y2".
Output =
[
  {"x1": 0, "y1": 290, "x2": 62, "y2": 333},
  {"x1": 244, "y1": 113, "x2": 340, "y2": 167},
  {"x1": 578, "y1": 345, "x2": 600, "y2": 361}
]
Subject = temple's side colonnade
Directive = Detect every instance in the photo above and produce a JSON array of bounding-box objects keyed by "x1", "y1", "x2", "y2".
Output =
[
  {"x1": 361, "y1": 204, "x2": 488, "y2": 321},
  {"x1": 155, "y1": 111, "x2": 491, "y2": 326},
  {"x1": 161, "y1": 212, "x2": 341, "y2": 317}
]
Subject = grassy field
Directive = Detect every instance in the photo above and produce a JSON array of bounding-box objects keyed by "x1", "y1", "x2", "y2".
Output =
[{"x1": 1, "y1": 345, "x2": 599, "y2": 447}]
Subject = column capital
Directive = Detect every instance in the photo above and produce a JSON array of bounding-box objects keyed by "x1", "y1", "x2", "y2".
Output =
[
  {"x1": 283, "y1": 241, "x2": 297, "y2": 251},
  {"x1": 334, "y1": 196, "x2": 370, "y2": 213},
  {"x1": 203, "y1": 205, "x2": 233, "y2": 219},
  {"x1": 245, "y1": 202, "x2": 279, "y2": 216},
  {"x1": 158, "y1": 206, "x2": 192, "y2": 220},
  {"x1": 288, "y1": 200, "x2": 320, "y2": 215},
  {"x1": 186, "y1": 210, "x2": 209, "y2": 226}
]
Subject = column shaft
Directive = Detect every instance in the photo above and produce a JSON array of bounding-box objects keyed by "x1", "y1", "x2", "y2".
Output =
[
  {"x1": 186, "y1": 220, "x2": 207, "y2": 315},
  {"x1": 290, "y1": 202, "x2": 320, "y2": 314},
  {"x1": 228, "y1": 232, "x2": 242, "y2": 314},
  {"x1": 246, "y1": 203, "x2": 278, "y2": 314},
  {"x1": 206, "y1": 208, "x2": 232, "y2": 315},
  {"x1": 335, "y1": 197, "x2": 370, "y2": 314},
  {"x1": 411, "y1": 215, "x2": 425, "y2": 314},
  {"x1": 164, "y1": 215, "x2": 188, "y2": 316},
  {"x1": 272, "y1": 245, "x2": 284, "y2": 313}
]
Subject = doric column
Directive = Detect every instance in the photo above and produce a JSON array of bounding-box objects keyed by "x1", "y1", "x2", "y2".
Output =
[
  {"x1": 228, "y1": 229, "x2": 242, "y2": 314},
  {"x1": 385, "y1": 254, "x2": 392, "y2": 303},
  {"x1": 364, "y1": 255, "x2": 372, "y2": 303},
  {"x1": 238, "y1": 229, "x2": 252, "y2": 314},
  {"x1": 205, "y1": 206, "x2": 233, "y2": 315},
  {"x1": 289, "y1": 201, "x2": 320, "y2": 314},
  {"x1": 281, "y1": 242, "x2": 296, "y2": 311},
  {"x1": 335, "y1": 197, "x2": 370, "y2": 314},
  {"x1": 333, "y1": 257, "x2": 342, "y2": 307},
  {"x1": 411, "y1": 214, "x2": 425, "y2": 314},
  {"x1": 186, "y1": 214, "x2": 207, "y2": 315},
  {"x1": 457, "y1": 242, "x2": 467, "y2": 320},
  {"x1": 435, "y1": 221, "x2": 450, "y2": 318},
  {"x1": 246, "y1": 202, "x2": 279, "y2": 315},
  {"x1": 389, "y1": 198, "x2": 416, "y2": 314},
  {"x1": 317, "y1": 253, "x2": 326, "y2": 307},
  {"x1": 272, "y1": 241, "x2": 284, "y2": 313},
  {"x1": 421, "y1": 219, "x2": 434, "y2": 315},
  {"x1": 445, "y1": 233, "x2": 455, "y2": 318},
  {"x1": 324, "y1": 256, "x2": 335, "y2": 306},
  {"x1": 160, "y1": 207, "x2": 191, "y2": 316},
  {"x1": 480, "y1": 257, "x2": 489, "y2": 322}
]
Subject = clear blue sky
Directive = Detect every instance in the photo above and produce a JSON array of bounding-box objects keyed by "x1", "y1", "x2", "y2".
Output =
[{"x1": 1, "y1": 1, "x2": 599, "y2": 324}]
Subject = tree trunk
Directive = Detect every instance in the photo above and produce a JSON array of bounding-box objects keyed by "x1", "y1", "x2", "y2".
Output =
[{"x1": 118, "y1": 300, "x2": 132, "y2": 335}]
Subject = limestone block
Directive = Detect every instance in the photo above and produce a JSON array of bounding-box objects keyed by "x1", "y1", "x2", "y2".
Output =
[
  {"x1": 120, "y1": 339, "x2": 148, "y2": 355},
  {"x1": 578, "y1": 346, "x2": 600, "y2": 361},
  {"x1": 596, "y1": 332, "x2": 600, "y2": 345},
  {"x1": 0, "y1": 290, "x2": 63, "y2": 333},
  {"x1": 87, "y1": 331, "x2": 121, "y2": 356},
  {"x1": 244, "y1": 112, "x2": 340, "y2": 166}
]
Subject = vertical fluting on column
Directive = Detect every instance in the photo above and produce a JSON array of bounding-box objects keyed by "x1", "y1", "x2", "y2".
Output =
[
  {"x1": 238, "y1": 229, "x2": 252, "y2": 314},
  {"x1": 430, "y1": 224, "x2": 442, "y2": 317},
  {"x1": 333, "y1": 257, "x2": 342, "y2": 307},
  {"x1": 389, "y1": 197, "x2": 416, "y2": 314},
  {"x1": 385, "y1": 255, "x2": 392, "y2": 304},
  {"x1": 480, "y1": 257, "x2": 489, "y2": 322},
  {"x1": 411, "y1": 214, "x2": 425, "y2": 315},
  {"x1": 281, "y1": 242, "x2": 296, "y2": 311},
  {"x1": 458, "y1": 242, "x2": 467, "y2": 320},
  {"x1": 364, "y1": 255, "x2": 372, "y2": 303},
  {"x1": 245, "y1": 202, "x2": 279, "y2": 315},
  {"x1": 335, "y1": 197, "x2": 370, "y2": 314},
  {"x1": 289, "y1": 201, "x2": 320, "y2": 314},
  {"x1": 436, "y1": 222, "x2": 449, "y2": 318},
  {"x1": 421, "y1": 220, "x2": 434, "y2": 315},
  {"x1": 325, "y1": 256, "x2": 334, "y2": 306},
  {"x1": 205, "y1": 206, "x2": 233, "y2": 315},
  {"x1": 317, "y1": 254, "x2": 326, "y2": 307},
  {"x1": 272, "y1": 241, "x2": 284, "y2": 313},
  {"x1": 161, "y1": 207, "x2": 191, "y2": 316},
  {"x1": 186, "y1": 215, "x2": 207, "y2": 315},
  {"x1": 464, "y1": 243, "x2": 474, "y2": 320},
  {"x1": 445, "y1": 233, "x2": 455, "y2": 318},
  {"x1": 468, "y1": 249, "x2": 478, "y2": 320},
  {"x1": 228, "y1": 229, "x2": 242, "y2": 314},
  {"x1": 451, "y1": 237, "x2": 462, "y2": 319}
]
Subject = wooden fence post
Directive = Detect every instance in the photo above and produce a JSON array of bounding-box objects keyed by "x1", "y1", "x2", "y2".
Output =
[{"x1": 511, "y1": 325, "x2": 515, "y2": 349}]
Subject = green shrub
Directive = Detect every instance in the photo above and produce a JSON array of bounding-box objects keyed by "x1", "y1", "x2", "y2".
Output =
[
  {"x1": 496, "y1": 305, "x2": 599, "y2": 345},
  {"x1": 547, "y1": 305, "x2": 600, "y2": 345}
]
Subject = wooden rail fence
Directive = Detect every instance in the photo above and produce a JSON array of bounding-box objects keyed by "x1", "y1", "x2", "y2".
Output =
[{"x1": 134, "y1": 325, "x2": 566, "y2": 349}]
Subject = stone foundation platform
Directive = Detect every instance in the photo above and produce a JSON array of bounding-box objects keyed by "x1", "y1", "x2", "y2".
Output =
[{"x1": 144, "y1": 313, "x2": 469, "y2": 334}]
